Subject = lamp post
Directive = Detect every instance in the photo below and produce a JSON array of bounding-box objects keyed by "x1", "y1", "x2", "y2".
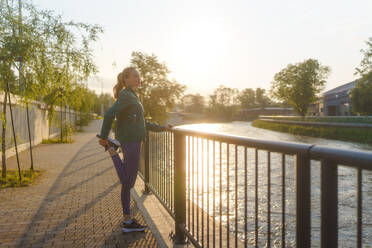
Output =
[{"x1": 58, "y1": 86, "x2": 66, "y2": 142}]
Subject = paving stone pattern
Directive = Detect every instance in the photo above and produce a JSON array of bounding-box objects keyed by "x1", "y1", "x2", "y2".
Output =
[{"x1": 0, "y1": 120, "x2": 158, "y2": 248}]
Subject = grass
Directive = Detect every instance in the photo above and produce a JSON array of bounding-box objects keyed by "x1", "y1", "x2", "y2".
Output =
[
  {"x1": 72, "y1": 126, "x2": 85, "y2": 132},
  {"x1": 260, "y1": 116, "x2": 372, "y2": 124},
  {"x1": 0, "y1": 169, "x2": 44, "y2": 188},
  {"x1": 42, "y1": 137, "x2": 74, "y2": 144},
  {"x1": 252, "y1": 119, "x2": 372, "y2": 144}
]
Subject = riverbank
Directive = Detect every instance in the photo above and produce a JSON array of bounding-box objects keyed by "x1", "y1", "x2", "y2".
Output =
[
  {"x1": 259, "y1": 115, "x2": 372, "y2": 124},
  {"x1": 252, "y1": 119, "x2": 372, "y2": 144}
]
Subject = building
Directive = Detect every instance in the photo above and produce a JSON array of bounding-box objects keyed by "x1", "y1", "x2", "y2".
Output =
[
  {"x1": 308, "y1": 98, "x2": 324, "y2": 116},
  {"x1": 322, "y1": 80, "x2": 357, "y2": 116}
]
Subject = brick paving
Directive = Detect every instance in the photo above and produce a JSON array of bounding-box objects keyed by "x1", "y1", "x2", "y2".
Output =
[{"x1": 0, "y1": 120, "x2": 158, "y2": 248}]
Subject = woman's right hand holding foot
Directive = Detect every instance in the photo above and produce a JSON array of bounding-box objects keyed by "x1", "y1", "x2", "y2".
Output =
[{"x1": 99, "y1": 138, "x2": 109, "y2": 147}]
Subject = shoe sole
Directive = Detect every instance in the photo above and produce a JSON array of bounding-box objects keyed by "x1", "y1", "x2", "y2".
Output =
[
  {"x1": 96, "y1": 134, "x2": 120, "y2": 147},
  {"x1": 122, "y1": 227, "x2": 146, "y2": 233},
  {"x1": 107, "y1": 137, "x2": 120, "y2": 147}
]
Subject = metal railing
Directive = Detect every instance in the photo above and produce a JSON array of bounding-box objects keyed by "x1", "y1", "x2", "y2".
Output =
[{"x1": 138, "y1": 127, "x2": 372, "y2": 248}]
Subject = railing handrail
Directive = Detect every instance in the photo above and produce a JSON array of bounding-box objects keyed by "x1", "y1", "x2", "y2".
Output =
[
  {"x1": 309, "y1": 145, "x2": 372, "y2": 169},
  {"x1": 171, "y1": 127, "x2": 372, "y2": 170},
  {"x1": 148, "y1": 127, "x2": 371, "y2": 247}
]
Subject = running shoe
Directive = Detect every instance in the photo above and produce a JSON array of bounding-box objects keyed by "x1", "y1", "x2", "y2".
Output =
[
  {"x1": 122, "y1": 218, "x2": 147, "y2": 233},
  {"x1": 106, "y1": 137, "x2": 120, "y2": 151},
  {"x1": 96, "y1": 134, "x2": 120, "y2": 151}
]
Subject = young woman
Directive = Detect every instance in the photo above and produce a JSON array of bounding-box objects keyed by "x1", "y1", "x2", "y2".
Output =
[{"x1": 98, "y1": 66, "x2": 170, "y2": 233}]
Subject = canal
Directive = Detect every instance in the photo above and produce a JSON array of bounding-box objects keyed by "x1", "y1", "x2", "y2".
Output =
[{"x1": 177, "y1": 121, "x2": 372, "y2": 247}]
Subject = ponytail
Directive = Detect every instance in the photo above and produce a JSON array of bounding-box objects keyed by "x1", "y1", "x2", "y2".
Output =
[{"x1": 113, "y1": 67, "x2": 137, "y2": 99}]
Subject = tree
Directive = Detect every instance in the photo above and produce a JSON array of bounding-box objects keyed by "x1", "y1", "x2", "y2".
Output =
[
  {"x1": 130, "y1": 51, "x2": 185, "y2": 124},
  {"x1": 351, "y1": 37, "x2": 372, "y2": 115},
  {"x1": 35, "y1": 15, "x2": 102, "y2": 133},
  {"x1": 180, "y1": 93, "x2": 205, "y2": 113},
  {"x1": 350, "y1": 75, "x2": 372, "y2": 115},
  {"x1": 255, "y1": 88, "x2": 271, "y2": 108},
  {"x1": 237, "y1": 88, "x2": 255, "y2": 109},
  {"x1": 206, "y1": 85, "x2": 239, "y2": 120},
  {"x1": 93, "y1": 92, "x2": 114, "y2": 114},
  {"x1": 270, "y1": 59, "x2": 330, "y2": 116},
  {"x1": 211, "y1": 85, "x2": 239, "y2": 106},
  {"x1": 0, "y1": 0, "x2": 102, "y2": 176},
  {"x1": 355, "y1": 37, "x2": 372, "y2": 76}
]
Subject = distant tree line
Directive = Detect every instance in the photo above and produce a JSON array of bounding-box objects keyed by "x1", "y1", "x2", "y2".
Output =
[
  {"x1": 178, "y1": 86, "x2": 282, "y2": 121},
  {"x1": 177, "y1": 37, "x2": 372, "y2": 118}
]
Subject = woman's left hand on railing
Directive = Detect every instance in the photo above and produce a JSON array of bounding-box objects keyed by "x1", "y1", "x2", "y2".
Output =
[{"x1": 164, "y1": 124, "x2": 173, "y2": 131}]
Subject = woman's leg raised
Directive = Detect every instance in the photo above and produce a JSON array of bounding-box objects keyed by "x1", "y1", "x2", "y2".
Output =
[{"x1": 108, "y1": 142, "x2": 141, "y2": 218}]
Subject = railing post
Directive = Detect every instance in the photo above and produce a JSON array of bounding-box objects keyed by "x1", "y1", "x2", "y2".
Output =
[
  {"x1": 174, "y1": 132, "x2": 186, "y2": 244},
  {"x1": 144, "y1": 130, "x2": 151, "y2": 194},
  {"x1": 296, "y1": 154, "x2": 311, "y2": 248},
  {"x1": 321, "y1": 160, "x2": 338, "y2": 248}
]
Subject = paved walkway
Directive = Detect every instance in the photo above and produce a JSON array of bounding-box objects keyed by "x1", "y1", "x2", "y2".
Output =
[{"x1": 0, "y1": 120, "x2": 158, "y2": 247}]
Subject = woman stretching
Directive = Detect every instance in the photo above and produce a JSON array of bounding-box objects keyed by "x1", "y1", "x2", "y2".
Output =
[{"x1": 98, "y1": 66, "x2": 169, "y2": 233}]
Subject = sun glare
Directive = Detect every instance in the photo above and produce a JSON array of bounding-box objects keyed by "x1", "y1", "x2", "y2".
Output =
[
  {"x1": 181, "y1": 123, "x2": 222, "y2": 133},
  {"x1": 170, "y1": 19, "x2": 229, "y2": 74}
]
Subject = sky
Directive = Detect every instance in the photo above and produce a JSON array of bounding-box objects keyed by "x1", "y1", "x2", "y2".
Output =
[{"x1": 33, "y1": 0, "x2": 372, "y2": 96}]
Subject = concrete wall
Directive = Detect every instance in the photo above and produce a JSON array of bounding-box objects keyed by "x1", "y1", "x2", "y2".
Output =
[{"x1": 0, "y1": 92, "x2": 80, "y2": 160}]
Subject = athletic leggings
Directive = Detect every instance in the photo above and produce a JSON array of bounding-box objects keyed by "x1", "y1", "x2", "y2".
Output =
[{"x1": 110, "y1": 142, "x2": 141, "y2": 216}]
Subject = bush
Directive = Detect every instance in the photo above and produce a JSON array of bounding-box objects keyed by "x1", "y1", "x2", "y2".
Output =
[
  {"x1": 42, "y1": 137, "x2": 73, "y2": 144},
  {"x1": 261, "y1": 116, "x2": 372, "y2": 124},
  {"x1": 0, "y1": 169, "x2": 44, "y2": 188},
  {"x1": 63, "y1": 123, "x2": 73, "y2": 140},
  {"x1": 252, "y1": 119, "x2": 372, "y2": 144},
  {"x1": 76, "y1": 112, "x2": 94, "y2": 126}
]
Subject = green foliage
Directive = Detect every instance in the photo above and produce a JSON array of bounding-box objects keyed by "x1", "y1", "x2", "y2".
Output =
[
  {"x1": 205, "y1": 85, "x2": 239, "y2": 121},
  {"x1": 130, "y1": 51, "x2": 186, "y2": 124},
  {"x1": 350, "y1": 74, "x2": 372, "y2": 115},
  {"x1": 0, "y1": 1, "x2": 103, "y2": 179},
  {"x1": 0, "y1": 0, "x2": 102, "y2": 139},
  {"x1": 237, "y1": 88, "x2": 255, "y2": 108},
  {"x1": 0, "y1": 0, "x2": 102, "y2": 102},
  {"x1": 42, "y1": 136, "x2": 73, "y2": 144},
  {"x1": 237, "y1": 88, "x2": 272, "y2": 109},
  {"x1": 355, "y1": 37, "x2": 372, "y2": 76},
  {"x1": 351, "y1": 38, "x2": 372, "y2": 115},
  {"x1": 261, "y1": 116, "x2": 372, "y2": 124},
  {"x1": 93, "y1": 93, "x2": 115, "y2": 115},
  {"x1": 62, "y1": 123, "x2": 73, "y2": 142},
  {"x1": 179, "y1": 93, "x2": 205, "y2": 113},
  {"x1": 0, "y1": 169, "x2": 43, "y2": 188},
  {"x1": 209, "y1": 85, "x2": 239, "y2": 106},
  {"x1": 252, "y1": 119, "x2": 372, "y2": 144},
  {"x1": 76, "y1": 112, "x2": 93, "y2": 126},
  {"x1": 270, "y1": 59, "x2": 330, "y2": 116},
  {"x1": 255, "y1": 88, "x2": 271, "y2": 108}
]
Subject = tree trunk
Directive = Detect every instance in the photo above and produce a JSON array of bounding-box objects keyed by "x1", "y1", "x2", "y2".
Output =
[{"x1": 1, "y1": 91, "x2": 8, "y2": 178}]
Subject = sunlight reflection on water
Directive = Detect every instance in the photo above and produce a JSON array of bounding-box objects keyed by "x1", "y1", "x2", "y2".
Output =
[{"x1": 177, "y1": 121, "x2": 372, "y2": 247}]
